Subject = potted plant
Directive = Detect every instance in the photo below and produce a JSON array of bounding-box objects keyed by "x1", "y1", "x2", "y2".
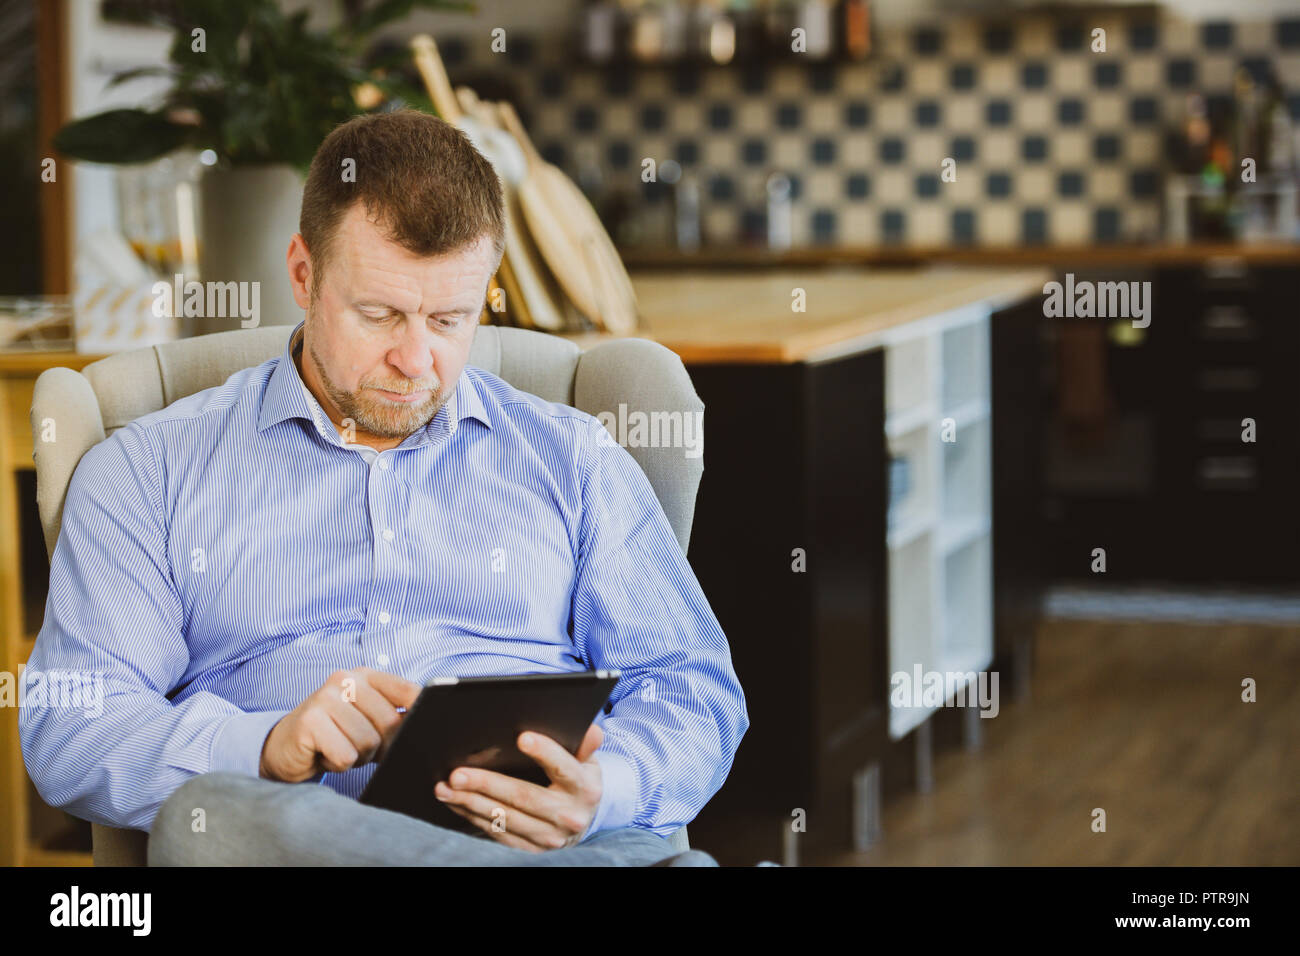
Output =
[{"x1": 54, "y1": 0, "x2": 467, "y2": 333}]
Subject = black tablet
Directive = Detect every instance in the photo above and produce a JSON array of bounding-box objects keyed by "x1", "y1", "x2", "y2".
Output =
[{"x1": 358, "y1": 669, "x2": 621, "y2": 834}]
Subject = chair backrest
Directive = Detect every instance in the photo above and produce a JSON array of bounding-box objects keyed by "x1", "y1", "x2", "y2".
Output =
[
  {"x1": 29, "y1": 323, "x2": 701, "y2": 864},
  {"x1": 33, "y1": 323, "x2": 704, "y2": 561}
]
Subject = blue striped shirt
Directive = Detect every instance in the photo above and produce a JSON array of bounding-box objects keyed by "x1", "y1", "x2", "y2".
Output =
[{"x1": 20, "y1": 321, "x2": 748, "y2": 838}]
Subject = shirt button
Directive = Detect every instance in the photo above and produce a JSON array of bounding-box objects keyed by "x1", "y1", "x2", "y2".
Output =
[
  {"x1": 378, "y1": 458, "x2": 390, "y2": 471},
  {"x1": 377, "y1": 611, "x2": 391, "y2": 625},
  {"x1": 375, "y1": 653, "x2": 390, "y2": 668},
  {"x1": 382, "y1": 528, "x2": 395, "y2": 542}
]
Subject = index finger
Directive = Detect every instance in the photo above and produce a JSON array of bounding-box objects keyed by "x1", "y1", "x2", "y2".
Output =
[
  {"x1": 518, "y1": 731, "x2": 584, "y2": 790},
  {"x1": 356, "y1": 667, "x2": 421, "y2": 709}
]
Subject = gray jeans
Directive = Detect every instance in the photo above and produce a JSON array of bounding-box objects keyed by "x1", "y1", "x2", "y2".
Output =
[{"x1": 147, "y1": 772, "x2": 716, "y2": 866}]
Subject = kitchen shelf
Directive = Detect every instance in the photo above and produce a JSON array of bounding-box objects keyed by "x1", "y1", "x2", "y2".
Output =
[
  {"x1": 888, "y1": 530, "x2": 936, "y2": 741},
  {"x1": 941, "y1": 316, "x2": 991, "y2": 414},
  {"x1": 25, "y1": 847, "x2": 92, "y2": 867},
  {"x1": 621, "y1": 242, "x2": 1300, "y2": 271},
  {"x1": 943, "y1": 397, "x2": 990, "y2": 431},
  {"x1": 942, "y1": 416, "x2": 992, "y2": 525},
  {"x1": 1, "y1": 350, "x2": 103, "y2": 867},
  {"x1": 885, "y1": 401, "x2": 936, "y2": 440},
  {"x1": 941, "y1": 536, "x2": 994, "y2": 672},
  {"x1": 938, "y1": 514, "x2": 991, "y2": 556},
  {"x1": 885, "y1": 335, "x2": 933, "y2": 421},
  {"x1": 884, "y1": 308, "x2": 994, "y2": 740},
  {"x1": 887, "y1": 422, "x2": 934, "y2": 540},
  {"x1": 888, "y1": 511, "x2": 934, "y2": 552}
]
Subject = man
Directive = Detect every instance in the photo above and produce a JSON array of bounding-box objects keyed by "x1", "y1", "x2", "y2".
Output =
[{"x1": 20, "y1": 110, "x2": 748, "y2": 866}]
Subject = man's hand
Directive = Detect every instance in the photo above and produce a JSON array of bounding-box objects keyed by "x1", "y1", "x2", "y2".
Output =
[
  {"x1": 434, "y1": 722, "x2": 605, "y2": 852},
  {"x1": 259, "y1": 667, "x2": 421, "y2": 783}
]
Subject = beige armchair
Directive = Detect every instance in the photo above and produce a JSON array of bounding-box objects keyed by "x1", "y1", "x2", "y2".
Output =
[{"x1": 29, "y1": 324, "x2": 702, "y2": 865}]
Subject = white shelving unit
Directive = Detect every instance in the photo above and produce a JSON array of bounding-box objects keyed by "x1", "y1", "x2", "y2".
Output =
[{"x1": 883, "y1": 304, "x2": 994, "y2": 740}]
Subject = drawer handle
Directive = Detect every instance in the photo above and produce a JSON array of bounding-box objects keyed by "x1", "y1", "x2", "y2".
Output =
[
  {"x1": 1198, "y1": 307, "x2": 1256, "y2": 339},
  {"x1": 1196, "y1": 417, "x2": 1248, "y2": 441},
  {"x1": 1202, "y1": 257, "x2": 1249, "y2": 281},
  {"x1": 1197, "y1": 368, "x2": 1260, "y2": 391},
  {"x1": 1196, "y1": 456, "x2": 1257, "y2": 490}
]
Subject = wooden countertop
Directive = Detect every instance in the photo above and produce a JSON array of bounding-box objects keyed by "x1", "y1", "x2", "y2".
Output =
[
  {"x1": 0, "y1": 350, "x2": 101, "y2": 374},
  {"x1": 622, "y1": 242, "x2": 1300, "y2": 270},
  {"x1": 568, "y1": 266, "x2": 1050, "y2": 364},
  {"x1": 0, "y1": 268, "x2": 1049, "y2": 369}
]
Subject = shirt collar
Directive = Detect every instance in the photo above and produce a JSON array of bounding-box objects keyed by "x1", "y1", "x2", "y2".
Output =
[{"x1": 257, "y1": 321, "x2": 491, "y2": 445}]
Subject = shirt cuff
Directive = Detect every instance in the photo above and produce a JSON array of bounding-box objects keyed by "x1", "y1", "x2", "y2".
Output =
[
  {"x1": 210, "y1": 710, "x2": 291, "y2": 778},
  {"x1": 583, "y1": 749, "x2": 639, "y2": 838}
]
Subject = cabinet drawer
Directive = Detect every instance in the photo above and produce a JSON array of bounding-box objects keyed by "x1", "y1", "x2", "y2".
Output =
[
  {"x1": 1186, "y1": 303, "x2": 1295, "y2": 356},
  {"x1": 1193, "y1": 454, "x2": 1259, "y2": 492},
  {"x1": 1164, "y1": 360, "x2": 1266, "y2": 408},
  {"x1": 1194, "y1": 257, "x2": 1253, "y2": 292},
  {"x1": 1195, "y1": 304, "x2": 1260, "y2": 340}
]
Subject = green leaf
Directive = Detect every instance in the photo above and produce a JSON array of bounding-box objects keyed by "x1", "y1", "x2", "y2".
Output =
[
  {"x1": 53, "y1": 109, "x2": 190, "y2": 164},
  {"x1": 66, "y1": 0, "x2": 473, "y2": 167},
  {"x1": 106, "y1": 66, "x2": 175, "y2": 88}
]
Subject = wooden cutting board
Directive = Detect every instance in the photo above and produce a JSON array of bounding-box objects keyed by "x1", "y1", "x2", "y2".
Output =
[
  {"x1": 495, "y1": 102, "x2": 638, "y2": 335},
  {"x1": 455, "y1": 87, "x2": 567, "y2": 332},
  {"x1": 409, "y1": 35, "x2": 562, "y2": 331}
]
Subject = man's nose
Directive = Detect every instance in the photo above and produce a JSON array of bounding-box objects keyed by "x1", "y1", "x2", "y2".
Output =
[{"x1": 388, "y1": 321, "x2": 437, "y2": 383}]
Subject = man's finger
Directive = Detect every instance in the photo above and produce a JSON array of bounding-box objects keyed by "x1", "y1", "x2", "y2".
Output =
[
  {"x1": 518, "y1": 731, "x2": 585, "y2": 791},
  {"x1": 574, "y1": 723, "x2": 603, "y2": 763},
  {"x1": 326, "y1": 704, "x2": 382, "y2": 765},
  {"x1": 308, "y1": 710, "x2": 360, "y2": 773},
  {"x1": 444, "y1": 804, "x2": 547, "y2": 852},
  {"x1": 435, "y1": 782, "x2": 566, "y2": 848},
  {"x1": 358, "y1": 667, "x2": 422, "y2": 709},
  {"x1": 446, "y1": 766, "x2": 558, "y2": 820},
  {"x1": 344, "y1": 676, "x2": 406, "y2": 758},
  {"x1": 321, "y1": 684, "x2": 383, "y2": 756}
]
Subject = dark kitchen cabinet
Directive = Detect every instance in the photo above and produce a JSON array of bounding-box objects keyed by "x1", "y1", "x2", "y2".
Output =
[
  {"x1": 681, "y1": 298, "x2": 1048, "y2": 863},
  {"x1": 684, "y1": 350, "x2": 889, "y2": 863},
  {"x1": 1154, "y1": 263, "x2": 1300, "y2": 582},
  {"x1": 991, "y1": 297, "x2": 1048, "y2": 698},
  {"x1": 1042, "y1": 262, "x2": 1300, "y2": 584}
]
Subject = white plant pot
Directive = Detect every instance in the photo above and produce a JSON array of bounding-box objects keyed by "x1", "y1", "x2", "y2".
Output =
[{"x1": 196, "y1": 164, "x2": 305, "y2": 336}]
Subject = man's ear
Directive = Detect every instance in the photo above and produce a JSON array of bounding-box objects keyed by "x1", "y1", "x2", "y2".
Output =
[{"x1": 286, "y1": 234, "x2": 314, "y2": 310}]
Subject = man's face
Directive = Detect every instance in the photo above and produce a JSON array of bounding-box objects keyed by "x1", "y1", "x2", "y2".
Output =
[{"x1": 287, "y1": 203, "x2": 496, "y2": 444}]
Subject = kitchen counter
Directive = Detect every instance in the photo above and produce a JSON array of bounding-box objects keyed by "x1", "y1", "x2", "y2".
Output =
[
  {"x1": 568, "y1": 266, "x2": 1049, "y2": 364},
  {"x1": 656, "y1": 262, "x2": 1050, "y2": 856},
  {"x1": 621, "y1": 242, "x2": 1300, "y2": 271}
]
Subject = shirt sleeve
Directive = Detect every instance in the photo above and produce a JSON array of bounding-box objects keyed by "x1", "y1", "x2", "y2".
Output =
[
  {"x1": 18, "y1": 423, "x2": 290, "y2": 831},
  {"x1": 570, "y1": 418, "x2": 749, "y2": 838}
]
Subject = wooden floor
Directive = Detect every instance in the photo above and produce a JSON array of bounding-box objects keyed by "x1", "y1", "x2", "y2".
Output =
[{"x1": 809, "y1": 617, "x2": 1300, "y2": 866}]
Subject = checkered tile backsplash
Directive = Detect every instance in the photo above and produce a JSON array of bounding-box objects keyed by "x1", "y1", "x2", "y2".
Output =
[{"x1": 437, "y1": 11, "x2": 1300, "y2": 248}]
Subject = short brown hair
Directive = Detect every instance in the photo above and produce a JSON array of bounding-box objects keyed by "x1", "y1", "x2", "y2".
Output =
[{"x1": 299, "y1": 109, "x2": 505, "y2": 297}]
